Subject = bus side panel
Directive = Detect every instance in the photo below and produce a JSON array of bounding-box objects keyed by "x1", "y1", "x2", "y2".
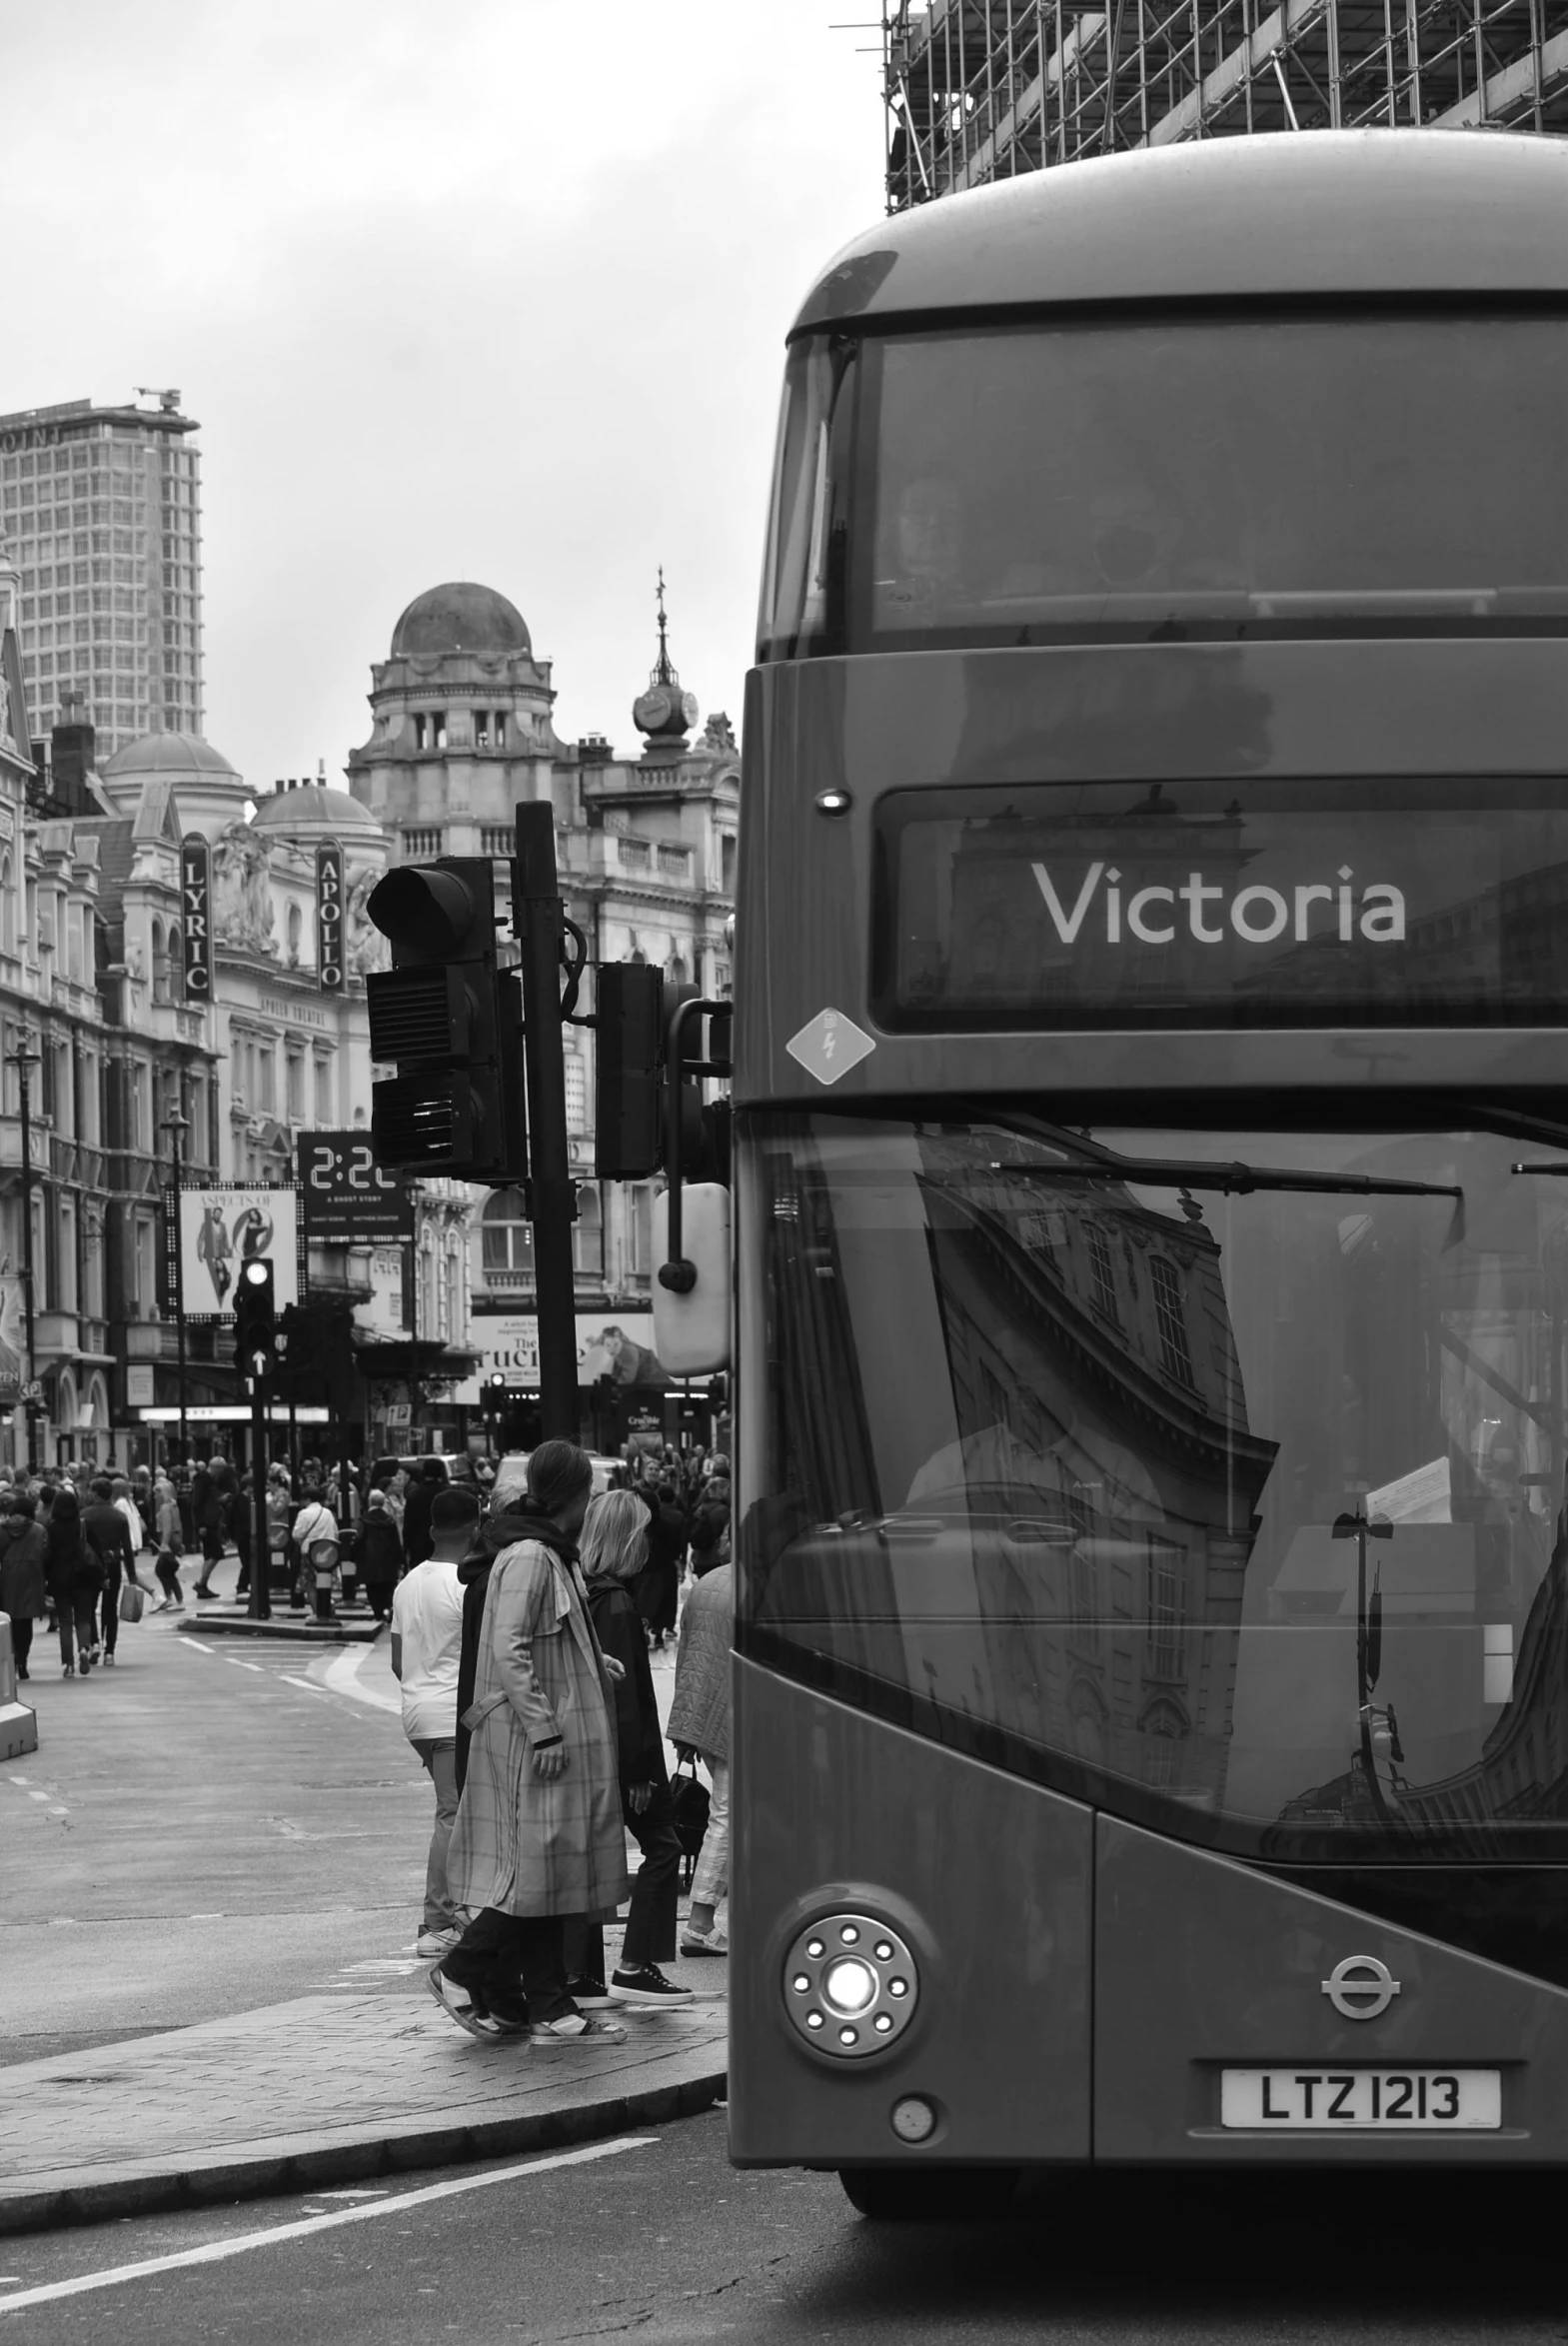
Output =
[
  {"x1": 729, "y1": 1658, "x2": 1092, "y2": 2167},
  {"x1": 1096, "y1": 1814, "x2": 1568, "y2": 2162}
]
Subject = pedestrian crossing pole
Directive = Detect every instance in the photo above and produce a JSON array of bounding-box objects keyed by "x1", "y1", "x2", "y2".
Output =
[
  {"x1": 234, "y1": 1258, "x2": 277, "y2": 1622},
  {"x1": 513, "y1": 804, "x2": 580, "y2": 1441},
  {"x1": 248, "y1": 1374, "x2": 271, "y2": 1621}
]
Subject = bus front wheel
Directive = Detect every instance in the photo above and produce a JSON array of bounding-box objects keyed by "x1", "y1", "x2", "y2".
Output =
[{"x1": 838, "y1": 2165, "x2": 1019, "y2": 2221}]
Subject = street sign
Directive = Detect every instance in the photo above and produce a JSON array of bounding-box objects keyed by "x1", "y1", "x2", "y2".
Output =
[
  {"x1": 21, "y1": 1378, "x2": 41, "y2": 1400},
  {"x1": 384, "y1": 1402, "x2": 412, "y2": 1428},
  {"x1": 297, "y1": 1132, "x2": 414, "y2": 1246}
]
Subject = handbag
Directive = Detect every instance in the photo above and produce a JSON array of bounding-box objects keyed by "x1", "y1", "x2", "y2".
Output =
[
  {"x1": 118, "y1": 1580, "x2": 146, "y2": 1624},
  {"x1": 669, "y1": 1754, "x2": 711, "y2": 1890}
]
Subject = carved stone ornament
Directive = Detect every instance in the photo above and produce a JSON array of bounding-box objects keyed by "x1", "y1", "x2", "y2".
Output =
[{"x1": 212, "y1": 821, "x2": 278, "y2": 957}]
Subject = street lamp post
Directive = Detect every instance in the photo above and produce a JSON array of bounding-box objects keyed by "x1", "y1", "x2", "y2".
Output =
[
  {"x1": 5, "y1": 1036, "x2": 42, "y2": 1471},
  {"x1": 160, "y1": 1108, "x2": 191, "y2": 1477}
]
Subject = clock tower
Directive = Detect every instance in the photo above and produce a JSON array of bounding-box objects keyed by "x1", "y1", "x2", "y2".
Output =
[{"x1": 631, "y1": 570, "x2": 699, "y2": 759}]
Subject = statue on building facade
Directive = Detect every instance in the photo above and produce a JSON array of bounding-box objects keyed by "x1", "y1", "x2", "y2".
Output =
[
  {"x1": 212, "y1": 820, "x2": 278, "y2": 956},
  {"x1": 700, "y1": 712, "x2": 737, "y2": 755},
  {"x1": 346, "y1": 869, "x2": 391, "y2": 975}
]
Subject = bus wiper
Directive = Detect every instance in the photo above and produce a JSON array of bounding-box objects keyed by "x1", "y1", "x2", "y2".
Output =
[{"x1": 984, "y1": 1151, "x2": 1462, "y2": 1202}]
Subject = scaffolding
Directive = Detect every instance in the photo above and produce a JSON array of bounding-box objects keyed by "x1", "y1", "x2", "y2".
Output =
[{"x1": 882, "y1": 0, "x2": 1568, "y2": 206}]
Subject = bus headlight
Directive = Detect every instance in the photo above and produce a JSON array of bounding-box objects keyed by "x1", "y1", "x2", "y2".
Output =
[{"x1": 783, "y1": 1913, "x2": 918, "y2": 2057}]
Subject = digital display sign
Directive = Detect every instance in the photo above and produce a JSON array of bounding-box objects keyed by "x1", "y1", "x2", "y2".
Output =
[{"x1": 873, "y1": 780, "x2": 1568, "y2": 1032}]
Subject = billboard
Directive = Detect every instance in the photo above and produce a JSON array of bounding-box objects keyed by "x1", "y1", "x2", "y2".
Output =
[
  {"x1": 453, "y1": 1311, "x2": 671, "y2": 1404},
  {"x1": 0, "y1": 1271, "x2": 24, "y2": 1402},
  {"x1": 176, "y1": 1185, "x2": 300, "y2": 1318},
  {"x1": 180, "y1": 833, "x2": 212, "y2": 1001},
  {"x1": 316, "y1": 844, "x2": 345, "y2": 993},
  {"x1": 297, "y1": 1131, "x2": 413, "y2": 1245}
]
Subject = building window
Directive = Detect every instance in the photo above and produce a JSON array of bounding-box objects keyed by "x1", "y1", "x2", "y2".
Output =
[
  {"x1": 475, "y1": 711, "x2": 490, "y2": 749},
  {"x1": 574, "y1": 1184, "x2": 604, "y2": 1280},
  {"x1": 286, "y1": 1050, "x2": 304, "y2": 1123},
  {"x1": 1150, "y1": 1255, "x2": 1195, "y2": 1386},
  {"x1": 58, "y1": 1196, "x2": 78, "y2": 1312},
  {"x1": 134, "y1": 1215, "x2": 157, "y2": 1319},
  {"x1": 129, "y1": 1060, "x2": 147, "y2": 1151},
  {"x1": 564, "y1": 1052, "x2": 586, "y2": 1133},
  {"x1": 1085, "y1": 1224, "x2": 1119, "y2": 1324},
  {"x1": 151, "y1": 918, "x2": 172, "y2": 1002},
  {"x1": 1146, "y1": 1543, "x2": 1186, "y2": 1679},
  {"x1": 413, "y1": 713, "x2": 427, "y2": 752},
  {"x1": 482, "y1": 1187, "x2": 534, "y2": 1286},
  {"x1": 721, "y1": 834, "x2": 737, "y2": 892},
  {"x1": 258, "y1": 1047, "x2": 276, "y2": 1115},
  {"x1": 433, "y1": 711, "x2": 447, "y2": 750},
  {"x1": 314, "y1": 1056, "x2": 332, "y2": 1124}
]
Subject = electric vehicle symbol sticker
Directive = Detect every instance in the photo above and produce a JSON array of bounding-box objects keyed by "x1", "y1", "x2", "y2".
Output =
[{"x1": 785, "y1": 1008, "x2": 875, "y2": 1087}]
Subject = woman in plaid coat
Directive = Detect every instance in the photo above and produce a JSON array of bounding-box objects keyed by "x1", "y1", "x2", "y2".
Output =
[{"x1": 435, "y1": 1442, "x2": 631, "y2": 2043}]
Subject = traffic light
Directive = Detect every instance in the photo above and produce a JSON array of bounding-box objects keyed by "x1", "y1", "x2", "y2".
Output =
[
  {"x1": 366, "y1": 859, "x2": 525, "y2": 1180},
  {"x1": 593, "y1": 975, "x2": 731, "y2": 1180},
  {"x1": 594, "y1": 964, "x2": 663, "y2": 1177},
  {"x1": 234, "y1": 1257, "x2": 277, "y2": 1381}
]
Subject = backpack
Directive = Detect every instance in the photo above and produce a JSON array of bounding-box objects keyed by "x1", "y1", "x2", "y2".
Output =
[{"x1": 669, "y1": 1755, "x2": 711, "y2": 1890}]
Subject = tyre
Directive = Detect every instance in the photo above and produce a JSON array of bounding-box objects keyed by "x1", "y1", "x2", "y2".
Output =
[{"x1": 838, "y1": 2164, "x2": 1020, "y2": 2220}]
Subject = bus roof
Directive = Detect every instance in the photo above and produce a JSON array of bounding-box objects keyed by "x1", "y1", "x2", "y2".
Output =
[{"x1": 792, "y1": 130, "x2": 1568, "y2": 334}]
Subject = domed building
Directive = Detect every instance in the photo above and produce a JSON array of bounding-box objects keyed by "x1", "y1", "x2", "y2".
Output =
[
  {"x1": 346, "y1": 576, "x2": 740, "y2": 1456},
  {"x1": 100, "y1": 728, "x2": 250, "y2": 839}
]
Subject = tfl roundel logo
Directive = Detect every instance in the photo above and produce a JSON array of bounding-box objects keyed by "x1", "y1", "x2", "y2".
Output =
[{"x1": 1320, "y1": 1954, "x2": 1402, "y2": 2020}]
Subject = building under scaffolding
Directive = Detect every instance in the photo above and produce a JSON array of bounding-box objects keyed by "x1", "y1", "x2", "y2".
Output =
[{"x1": 883, "y1": 0, "x2": 1568, "y2": 206}]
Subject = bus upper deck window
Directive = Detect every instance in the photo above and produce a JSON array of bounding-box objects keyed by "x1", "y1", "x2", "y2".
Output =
[{"x1": 758, "y1": 336, "x2": 856, "y2": 662}]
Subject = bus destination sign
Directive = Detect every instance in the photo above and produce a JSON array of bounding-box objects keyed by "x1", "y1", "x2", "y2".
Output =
[{"x1": 873, "y1": 780, "x2": 1568, "y2": 1032}]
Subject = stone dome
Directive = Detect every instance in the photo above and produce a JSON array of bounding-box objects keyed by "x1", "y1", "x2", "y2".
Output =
[
  {"x1": 252, "y1": 783, "x2": 384, "y2": 836},
  {"x1": 390, "y1": 582, "x2": 531, "y2": 659},
  {"x1": 102, "y1": 731, "x2": 241, "y2": 779}
]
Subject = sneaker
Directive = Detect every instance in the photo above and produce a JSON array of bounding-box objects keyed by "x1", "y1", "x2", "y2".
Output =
[
  {"x1": 103, "y1": 1652, "x2": 115, "y2": 1667},
  {"x1": 415, "y1": 1925, "x2": 463, "y2": 1958},
  {"x1": 528, "y1": 2013, "x2": 628, "y2": 2043},
  {"x1": 610, "y1": 1963, "x2": 696, "y2": 2007},
  {"x1": 680, "y1": 1926, "x2": 729, "y2": 1957},
  {"x1": 564, "y1": 1972, "x2": 616, "y2": 2010},
  {"x1": 196, "y1": 1586, "x2": 219, "y2": 1600},
  {"x1": 78, "y1": 1651, "x2": 92, "y2": 1673},
  {"x1": 426, "y1": 1962, "x2": 507, "y2": 2041},
  {"x1": 62, "y1": 1661, "x2": 74, "y2": 1678}
]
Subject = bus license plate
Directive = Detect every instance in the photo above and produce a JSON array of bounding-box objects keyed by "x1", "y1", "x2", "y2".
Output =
[{"x1": 1220, "y1": 2069, "x2": 1501, "y2": 2129}]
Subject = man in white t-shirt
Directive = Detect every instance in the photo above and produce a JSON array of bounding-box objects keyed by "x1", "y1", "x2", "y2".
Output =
[{"x1": 391, "y1": 1485, "x2": 481, "y2": 1958}]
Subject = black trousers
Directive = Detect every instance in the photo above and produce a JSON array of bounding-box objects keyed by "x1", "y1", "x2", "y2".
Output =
[
  {"x1": 57, "y1": 1591, "x2": 98, "y2": 1667},
  {"x1": 11, "y1": 1616, "x2": 32, "y2": 1676},
  {"x1": 98, "y1": 1561, "x2": 122, "y2": 1654},
  {"x1": 564, "y1": 1781, "x2": 682, "y2": 1978},
  {"x1": 445, "y1": 1910, "x2": 573, "y2": 2020}
]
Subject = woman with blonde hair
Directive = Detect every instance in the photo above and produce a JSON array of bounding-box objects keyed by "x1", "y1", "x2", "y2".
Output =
[{"x1": 565, "y1": 1488, "x2": 693, "y2": 2008}]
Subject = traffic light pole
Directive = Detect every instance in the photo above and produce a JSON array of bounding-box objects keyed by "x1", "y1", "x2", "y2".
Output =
[
  {"x1": 514, "y1": 804, "x2": 580, "y2": 1442},
  {"x1": 248, "y1": 1373, "x2": 271, "y2": 1620}
]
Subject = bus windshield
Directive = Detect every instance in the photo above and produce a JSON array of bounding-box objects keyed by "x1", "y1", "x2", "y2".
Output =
[
  {"x1": 759, "y1": 316, "x2": 1568, "y2": 655},
  {"x1": 741, "y1": 1110, "x2": 1568, "y2": 1862}
]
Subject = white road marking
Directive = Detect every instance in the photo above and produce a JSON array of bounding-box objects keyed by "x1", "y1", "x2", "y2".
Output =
[
  {"x1": 226, "y1": 1660, "x2": 265, "y2": 1672},
  {"x1": 322, "y1": 1643, "x2": 401, "y2": 1715},
  {"x1": 279, "y1": 1675, "x2": 328, "y2": 1696},
  {"x1": 178, "y1": 1638, "x2": 214, "y2": 1654},
  {"x1": 0, "y1": 2136, "x2": 657, "y2": 2311}
]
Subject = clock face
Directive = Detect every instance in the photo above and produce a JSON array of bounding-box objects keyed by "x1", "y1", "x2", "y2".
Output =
[
  {"x1": 635, "y1": 686, "x2": 673, "y2": 731},
  {"x1": 681, "y1": 691, "x2": 699, "y2": 728}
]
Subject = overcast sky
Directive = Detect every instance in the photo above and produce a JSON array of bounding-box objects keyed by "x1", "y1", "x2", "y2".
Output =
[{"x1": 5, "y1": 0, "x2": 884, "y2": 788}]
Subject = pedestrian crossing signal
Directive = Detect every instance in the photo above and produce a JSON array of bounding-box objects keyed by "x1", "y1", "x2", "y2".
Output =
[{"x1": 234, "y1": 1256, "x2": 277, "y2": 1381}]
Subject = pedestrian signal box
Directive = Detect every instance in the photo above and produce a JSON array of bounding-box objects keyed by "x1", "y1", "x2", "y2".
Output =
[
  {"x1": 234, "y1": 1257, "x2": 277, "y2": 1381},
  {"x1": 367, "y1": 859, "x2": 525, "y2": 1182}
]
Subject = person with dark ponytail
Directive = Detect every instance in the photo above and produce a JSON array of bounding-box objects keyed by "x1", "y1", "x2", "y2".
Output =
[
  {"x1": 433, "y1": 1440, "x2": 631, "y2": 2043},
  {"x1": 45, "y1": 1486, "x2": 103, "y2": 1678}
]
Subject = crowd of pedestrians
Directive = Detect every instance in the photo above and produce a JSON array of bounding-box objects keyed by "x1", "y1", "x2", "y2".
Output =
[
  {"x1": 392, "y1": 1438, "x2": 734, "y2": 2045},
  {"x1": 0, "y1": 1434, "x2": 735, "y2": 2049}
]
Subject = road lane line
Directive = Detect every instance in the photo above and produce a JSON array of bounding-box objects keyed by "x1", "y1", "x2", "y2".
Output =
[
  {"x1": 322, "y1": 1643, "x2": 401, "y2": 1715},
  {"x1": 177, "y1": 1638, "x2": 214, "y2": 1653},
  {"x1": 0, "y1": 2136, "x2": 657, "y2": 2311},
  {"x1": 226, "y1": 1660, "x2": 265, "y2": 1671},
  {"x1": 279, "y1": 1675, "x2": 329, "y2": 1696}
]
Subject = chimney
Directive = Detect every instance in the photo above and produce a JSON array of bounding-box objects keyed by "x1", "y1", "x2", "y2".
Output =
[{"x1": 50, "y1": 698, "x2": 96, "y2": 813}]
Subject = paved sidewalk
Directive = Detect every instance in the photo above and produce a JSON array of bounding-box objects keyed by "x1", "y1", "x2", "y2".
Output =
[{"x1": 0, "y1": 1986, "x2": 727, "y2": 2235}]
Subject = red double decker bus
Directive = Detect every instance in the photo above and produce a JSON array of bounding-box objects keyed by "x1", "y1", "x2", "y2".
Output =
[{"x1": 727, "y1": 129, "x2": 1568, "y2": 2214}]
